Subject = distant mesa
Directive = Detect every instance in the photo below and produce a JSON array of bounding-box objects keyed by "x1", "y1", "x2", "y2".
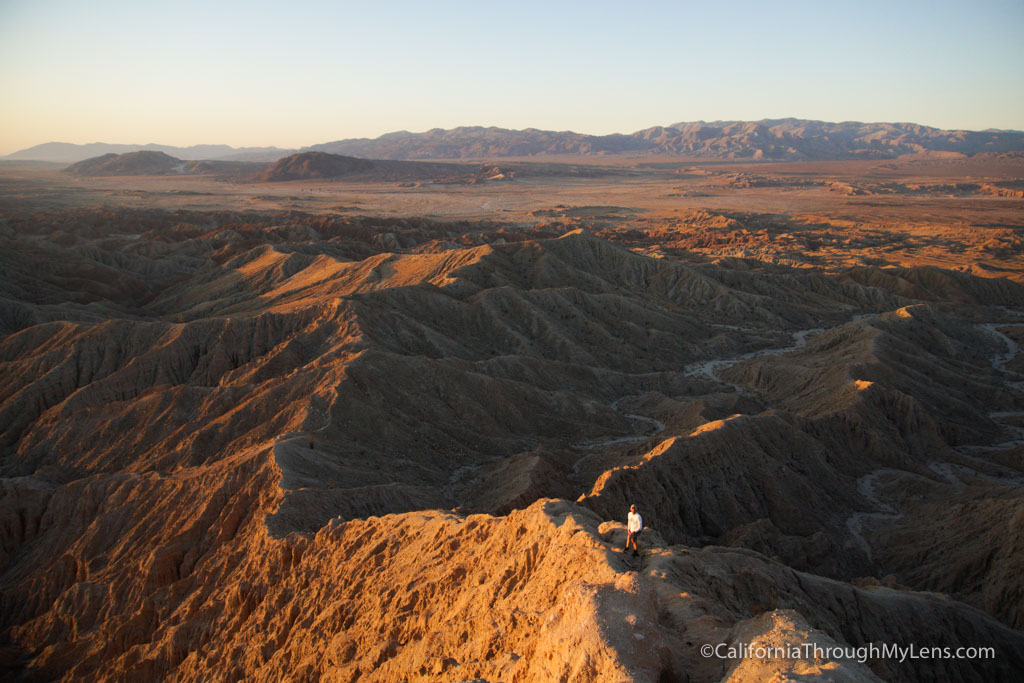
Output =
[{"x1": 260, "y1": 152, "x2": 375, "y2": 181}]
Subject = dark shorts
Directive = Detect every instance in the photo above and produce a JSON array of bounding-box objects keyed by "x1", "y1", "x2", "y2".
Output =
[{"x1": 627, "y1": 530, "x2": 642, "y2": 542}]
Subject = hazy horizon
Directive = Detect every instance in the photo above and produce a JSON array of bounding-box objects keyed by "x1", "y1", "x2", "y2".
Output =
[{"x1": 2, "y1": 0, "x2": 1022, "y2": 156}]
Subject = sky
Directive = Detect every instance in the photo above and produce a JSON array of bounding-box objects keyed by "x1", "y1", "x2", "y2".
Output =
[{"x1": 1, "y1": 0, "x2": 1023, "y2": 154}]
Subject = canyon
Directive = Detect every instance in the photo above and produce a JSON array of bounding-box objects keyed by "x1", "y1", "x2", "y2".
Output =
[{"x1": 1, "y1": 149, "x2": 1022, "y2": 681}]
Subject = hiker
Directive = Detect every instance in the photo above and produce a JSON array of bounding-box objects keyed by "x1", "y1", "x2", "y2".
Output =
[{"x1": 626, "y1": 504, "x2": 643, "y2": 558}]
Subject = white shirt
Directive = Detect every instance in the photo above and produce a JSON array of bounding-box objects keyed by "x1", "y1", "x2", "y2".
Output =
[{"x1": 628, "y1": 511, "x2": 643, "y2": 533}]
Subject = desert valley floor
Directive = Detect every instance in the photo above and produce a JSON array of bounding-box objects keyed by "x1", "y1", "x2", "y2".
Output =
[{"x1": 1, "y1": 153, "x2": 1024, "y2": 681}]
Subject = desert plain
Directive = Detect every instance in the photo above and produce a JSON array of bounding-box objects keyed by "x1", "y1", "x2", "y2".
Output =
[{"x1": 1, "y1": 149, "x2": 1024, "y2": 681}]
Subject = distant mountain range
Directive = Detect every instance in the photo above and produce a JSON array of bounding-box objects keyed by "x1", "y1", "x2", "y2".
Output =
[
  {"x1": 310, "y1": 120, "x2": 1024, "y2": 161},
  {"x1": 5, "y1": 142, "x2": 289, "y2": 163},
  {"x1": 8, "y1": 119, "x2": 1024, "y2": 163}
]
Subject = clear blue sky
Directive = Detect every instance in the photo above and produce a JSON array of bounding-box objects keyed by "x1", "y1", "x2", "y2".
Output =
[{"x1": 1, "y1": 0, "x2": 1022, "y2": 154}]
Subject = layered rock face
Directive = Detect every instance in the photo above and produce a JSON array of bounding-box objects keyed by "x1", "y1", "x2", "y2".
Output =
[{"x1": 2, "y1": 209, "x2": 1023, "y2": 681}]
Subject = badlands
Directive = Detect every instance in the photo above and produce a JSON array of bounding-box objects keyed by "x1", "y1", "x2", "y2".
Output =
[{"x1": 1, "y1": 149, "x2": 1023, "y2": 681}]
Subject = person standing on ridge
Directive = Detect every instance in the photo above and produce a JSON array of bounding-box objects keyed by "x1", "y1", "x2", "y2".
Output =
[{"x1": 626, "y1": 504, "x2": 643, "y2": 558}]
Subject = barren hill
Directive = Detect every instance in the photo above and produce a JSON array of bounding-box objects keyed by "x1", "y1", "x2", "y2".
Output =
[
  {"x1": 61, "y1": 149, "x2": 562, "y2": 184},
  {"x1": 260, "y1": 152, "x2": 375, "y2": 180},
  {"x1": 2, "y1": 203, "x2": 1024, "y2": 680},
  {"x1": 64, "y1": 150, "x2": 185, "y2": 176},
  {"x1": 258, "y1": 151, "x2": 508, "y2": 183},
  {"x1": 64, "y1": 151, "x2": 264, "y2": 179}
]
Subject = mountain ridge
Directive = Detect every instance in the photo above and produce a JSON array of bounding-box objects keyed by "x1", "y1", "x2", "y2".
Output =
[{"x1": 9, "y1": 118, "x2": 1024, "y2": 162}]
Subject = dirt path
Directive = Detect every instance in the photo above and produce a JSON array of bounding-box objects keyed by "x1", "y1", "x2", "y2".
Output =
[
  {"x1": 574, "y1": 396, "x2": 666, "y2": 450},
  {"x1": 681, "y1": 326, "x2": 825, "y2": 387},
  {"x1": 962, "y1": 322, "x2": 1024, "y2": 450},
  {"x1": 572, "y1": 313, "x2": 885, "y2": 479},
  {"x1": 845, "y1": 469, "x2": 908, "y2": 561},
  {"x1": 578, "y1": 313, "x2": 879, "y2": 457},
  {"x1": 847, "y1": 313, "x2": 1024, "y2": 560}
]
